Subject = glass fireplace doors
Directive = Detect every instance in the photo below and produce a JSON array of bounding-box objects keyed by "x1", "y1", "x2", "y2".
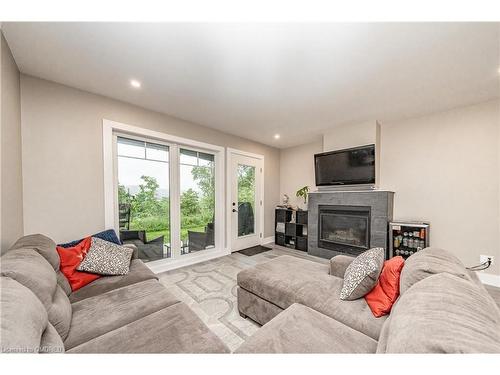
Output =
[{"x1": 318, "y1": 205, "x2": 371, "y2": 255}]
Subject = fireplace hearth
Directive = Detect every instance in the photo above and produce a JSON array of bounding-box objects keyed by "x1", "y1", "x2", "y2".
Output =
[{"x1": 308, "y1": 191, "x2": 394, "y2": 259}]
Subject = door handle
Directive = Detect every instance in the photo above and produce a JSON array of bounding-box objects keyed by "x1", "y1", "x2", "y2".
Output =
[{"x1": 232, "y1": 209, "x2": 238, "y2": 213}]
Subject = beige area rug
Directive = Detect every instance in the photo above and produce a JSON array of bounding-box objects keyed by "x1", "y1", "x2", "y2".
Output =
[{"x1": 157, "y1": 244, "x2": 328, "y2": 352}]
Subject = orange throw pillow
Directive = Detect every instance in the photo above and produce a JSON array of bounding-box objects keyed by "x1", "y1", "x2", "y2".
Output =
[
  {"x1": 56, "y1": 237, "x2": 101, "y2": 291},
  {"x1": 365, "y1": 256, "x2": 405, "y2": 317}
]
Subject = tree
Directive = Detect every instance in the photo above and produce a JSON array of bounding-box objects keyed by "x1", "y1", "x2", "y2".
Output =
[
  {"x1": 237, "y1": 165, "x2": 255, "y2": 205},
  {"x1": 180, "y1": 188, "x2": 199, "y2": 216},
  {"x1": 132, "y1": 175, "x2": 162, "y2": 219},
  {"x1": 180, "y1": 188, "x2": 202, "y2": 229},
  {"x1": 118, "y1": 184, "x2": 132, "y2": 205},
  {"x1": 192, "y1": 166, "x2": 215, "y2": 223},
  {"x1": 119, "y1": 176, "x2": 170, "y2": 234}
]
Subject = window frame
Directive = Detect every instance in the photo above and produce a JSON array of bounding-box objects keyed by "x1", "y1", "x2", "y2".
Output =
[{"x1": 103, "y1": 119, "x2": 226, "y2": 272}]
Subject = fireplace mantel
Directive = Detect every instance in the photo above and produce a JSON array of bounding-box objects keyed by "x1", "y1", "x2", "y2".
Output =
[{"x1": 307, "y1": 190, "x2": 394, "y2": 259}]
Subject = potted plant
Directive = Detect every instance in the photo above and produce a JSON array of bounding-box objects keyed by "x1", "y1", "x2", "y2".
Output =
[{"x1": 295, "y1": 186, "x2": 309, "y2": 209}]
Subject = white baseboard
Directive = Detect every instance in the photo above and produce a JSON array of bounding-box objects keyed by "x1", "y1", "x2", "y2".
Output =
[
  {"x1": 478, "y1": 272, "x2": 500, "y2": 287},
  {"x1": 146, "y1": 248, "x2": 231, "y2": 274},
  {"x1": 262, "y1": 236, "x2": 274, "y2": 245}
]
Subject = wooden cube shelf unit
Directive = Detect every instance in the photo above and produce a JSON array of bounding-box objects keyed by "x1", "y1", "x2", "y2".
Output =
[{"x1": 275, "y1": 208, "x2": 308, "y2": 251}]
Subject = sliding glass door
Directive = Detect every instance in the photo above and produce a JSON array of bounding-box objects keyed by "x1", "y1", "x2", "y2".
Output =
[
  {"x1": 117, "y1": 137, "x2": 171, "y2": 261},
  {"x1": 180, "y1": 149, "x2": 216, "y2": 255},
  {"x1": 114, "y1": 133, "x2": 219, "y2": 263}
]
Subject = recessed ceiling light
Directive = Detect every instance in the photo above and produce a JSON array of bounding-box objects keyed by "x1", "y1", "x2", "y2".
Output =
[
  {"x1": 130, "y1": 79, "x2": 141, "y2": 88},
  {"x1": 274, "y1": 134, "x2": 281, "y2": 139}
]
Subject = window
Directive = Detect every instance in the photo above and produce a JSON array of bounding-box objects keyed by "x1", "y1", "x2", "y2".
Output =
[
  {"x1": 237, "y1": 164, "x2": 256, "y2": 236},
  {"x1": 180, "y1": 149, "x2": 216, "y2": 254},
  {"x1": 117, "y1": 137, "x2": 171, "y2": 261},
  {"x1": 106, "y1": 121, "x2": 224, "y2": 267}
]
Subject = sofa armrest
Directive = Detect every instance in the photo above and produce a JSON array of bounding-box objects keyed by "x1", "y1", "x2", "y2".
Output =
[
  {"x1": 122, "y1": 243, "x2": 139, "y2": 259},
  {"x1": 329, "y1": 255, "x2": 355, "y2": 278}
]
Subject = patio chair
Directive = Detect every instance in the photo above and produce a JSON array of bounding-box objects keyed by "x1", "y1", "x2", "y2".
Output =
[
  {"x1": 118, "y1": 203, "x2": 131, "y2": 230},
  {"x1": 120, "y1": 229, "x2": 165, "y2": 262},
  {"x1": 188, "y1": 223, "x2": 215, "y2": 252},
  {"x1": 238, "y1": 202, "x2": 254, "y2": 236}
]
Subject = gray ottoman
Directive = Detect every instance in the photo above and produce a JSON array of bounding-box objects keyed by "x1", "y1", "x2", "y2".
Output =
[{"x1": 236, "y1": 255, "x2": 386, "y2": 340}]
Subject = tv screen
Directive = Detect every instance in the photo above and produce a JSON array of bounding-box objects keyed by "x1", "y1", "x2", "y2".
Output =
[{"x1": 315, "y1": 144, "x2": 375, "y2": 186}]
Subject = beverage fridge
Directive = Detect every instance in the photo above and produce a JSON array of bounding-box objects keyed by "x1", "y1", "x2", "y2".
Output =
[{"x1": 389, "y1": 222, "x2": 430, "y2": 259}]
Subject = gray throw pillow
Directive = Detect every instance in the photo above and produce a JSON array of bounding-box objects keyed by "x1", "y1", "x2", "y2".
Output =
[
  {"x1": 340, "y1": 247, "x2": 385, "y2": 300},
  {"x1": 77, "y1": 238, "x2": 134, "y2": 276}
]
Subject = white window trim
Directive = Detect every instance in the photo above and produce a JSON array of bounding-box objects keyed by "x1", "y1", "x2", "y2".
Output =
[
  {"x1": 226, "y1": 148, "x2": 265, "y2": 251},
  {"x1": 103, "y1": 119, "x2": 227, "y2": 273}
]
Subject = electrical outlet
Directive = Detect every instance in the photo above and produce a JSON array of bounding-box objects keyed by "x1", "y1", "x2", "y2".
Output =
[{"x1": 480, "y1": 255, "x2": 494, "y2": 265}]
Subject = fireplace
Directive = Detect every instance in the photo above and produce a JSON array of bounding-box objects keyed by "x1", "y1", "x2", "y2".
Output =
[
  {"x1": 318, "y1": 205, "x2": 371, "y2": 256},
  {"x1": 308, "y1": 190, "x2": 393, "y2": 259}
]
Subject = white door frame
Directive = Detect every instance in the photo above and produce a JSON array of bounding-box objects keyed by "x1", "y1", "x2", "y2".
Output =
[{"x1": 226, "y1": 148, "x2": 265, "y2": 252}]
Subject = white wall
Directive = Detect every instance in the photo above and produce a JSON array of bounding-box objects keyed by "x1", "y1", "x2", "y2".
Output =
[
  {"x1": 1, "y1": 32, "x2": 23, "y2": 252},
  {"x1": 279, "y1": 100, "x2": 500, "y2": 277},
  {"x1": 323, "y1": 121, "x2": 379, "y2": 152},
  {"x1": 20, "y1": 75, "x2": 280, "y2": 244},
  {"x1": 380, "y1": 100, "x2": 500, "y2": 276},
  {"x1": 279, "y1": 139, "x2": 323, "y2": 208}
]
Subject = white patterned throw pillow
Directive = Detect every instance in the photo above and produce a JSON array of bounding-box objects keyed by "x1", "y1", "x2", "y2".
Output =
[
  {"x1": 340, "y1": 247, "x2": 385, "y2": 301},
  {"x1": 77, "y1": 237, "x2": 134, "y2": 276}
]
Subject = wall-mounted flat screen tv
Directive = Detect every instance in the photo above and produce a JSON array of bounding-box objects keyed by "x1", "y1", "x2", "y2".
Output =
[{"x1": 314, "y1": 144, "x2": 375, "y2": 186}]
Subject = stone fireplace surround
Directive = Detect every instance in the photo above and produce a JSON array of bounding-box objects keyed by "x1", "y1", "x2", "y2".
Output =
[{"x1": 308, "y1": 190, "x2": 394, "y2": 259}]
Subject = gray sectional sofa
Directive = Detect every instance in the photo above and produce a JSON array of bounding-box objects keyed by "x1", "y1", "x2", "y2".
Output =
[
  {"x1": 3, "y1": 233, "x2": 499, "y2": 354},
  {"x1": 1, "y1": 234, "x2": 229, "y2": 353},
  {"x1": 236, "y1": 248, "x2": 500, "y2": 353}
]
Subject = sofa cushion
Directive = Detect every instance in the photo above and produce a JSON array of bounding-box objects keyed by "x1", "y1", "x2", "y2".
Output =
[
  {"x1": 1, "y1": 249, "x2": 57, "y2": 307},
  {"x1": 58, "y1": 229, "x2": 122, "y2": 248},
  {"x1": 329, "y1": 254, "x2": 355, "y2": 278},
  {"x1": 40, "y1": 324, "x2": 65, "y2": 353},
  {"x1": 237, "y1": 287, "x2": 284, "y2": 325},
  {"x1": 9, "y1": 234, "x2": 73, "y2": 295},
  {"x1": 64, "y1": 279, "x2": 180, "y2": 349},
  {"x1": 56, "y1": 237, "x2": 101, "y2": 291},
  {"x1": 48, "y1": 286, "x2": 73, "y2": 340},
  {"x1": 77, "y1": 237, "x2": 134, "y2": 275},
  {"x1": 399, "y1": 247, "x2": 470, "y2": 294},
  {"x1": 1, "y1": 249, "x2": 73, "y2": 341},
  {"x1": 235, "y1": 303, "x2": 377, "y2": 353},
  {"x1": 10, "y1": 234, "x2": 60, "y2": 271},
  {"x1": 237, "y1": 255, "x2": 386, "y2": 340},
  {"x1": 340, "y1": 247, "x2": 385, "y2": 300},
  {"x1": 1, "y1": 277, "x2": 64, "y2": 353},
  {"x1": 365, "y1": 256, "x2": 405, "y2": 317},
  {"x1": 57, "y1": 271, "x2": 72, "y2": 296},
  {"x1": 377, "y1": 273, "x2": 500, "y2": 353},
  {"x1": 69, "y1": 259, "x2": 157, "y2": 303},
  {"x1": 67, "y1": 302, "x2": 229, "y2": 353},
  {"x1": 238, "y1": 255, "x2": 330, "y2": 307}
]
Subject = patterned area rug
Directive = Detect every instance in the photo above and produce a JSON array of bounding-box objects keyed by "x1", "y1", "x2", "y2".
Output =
[{"x1": 157, "y1": 244, "x2": 327, "y2": 352}]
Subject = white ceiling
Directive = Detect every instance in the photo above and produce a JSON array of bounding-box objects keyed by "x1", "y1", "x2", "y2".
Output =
[{"x1": 3, "y1": 22, "x2": 499, "y2": 148}]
